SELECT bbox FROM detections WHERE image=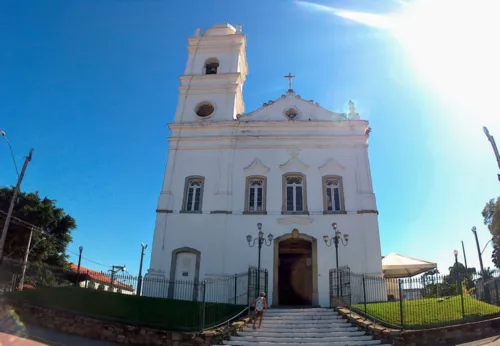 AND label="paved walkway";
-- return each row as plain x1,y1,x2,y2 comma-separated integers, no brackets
0,331,46,345
0,323,118,346
457,336,500,346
